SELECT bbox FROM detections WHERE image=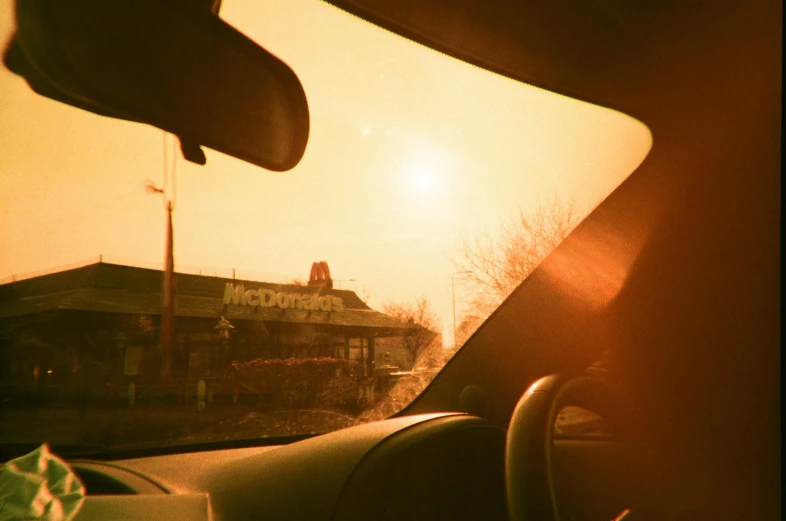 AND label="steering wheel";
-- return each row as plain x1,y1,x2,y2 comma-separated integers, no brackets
505,374,625,521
